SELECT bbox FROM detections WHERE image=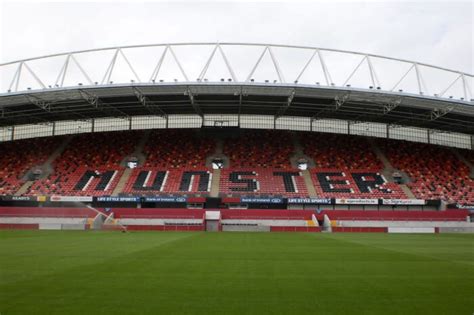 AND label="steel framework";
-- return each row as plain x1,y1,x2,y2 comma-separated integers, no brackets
0,43,472,140
1,43,472,98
